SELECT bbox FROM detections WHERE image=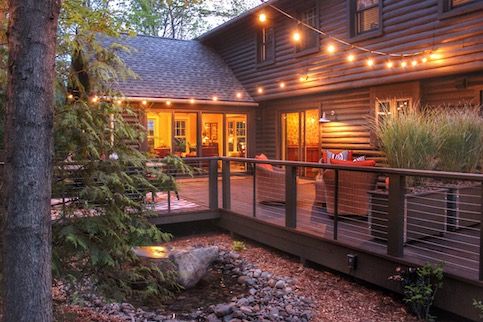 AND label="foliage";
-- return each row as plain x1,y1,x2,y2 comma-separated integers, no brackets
473,299,483,319
50,0,192,304
434,106,483,173
232,240,247,252
375,108,438,171
390,263,444,321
